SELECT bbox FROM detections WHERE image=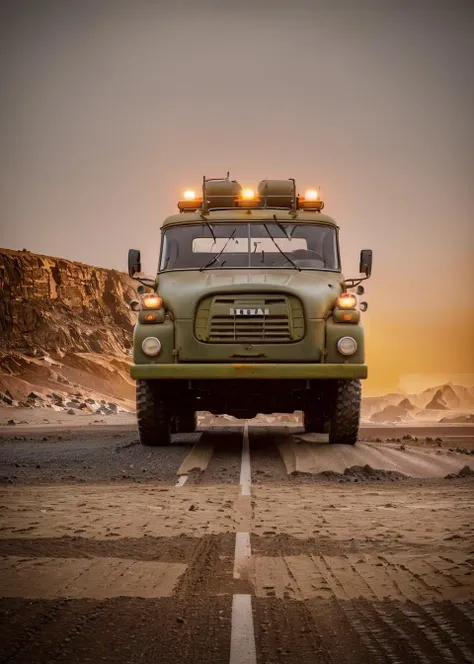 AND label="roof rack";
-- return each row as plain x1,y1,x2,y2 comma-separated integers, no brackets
177,175,324,213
